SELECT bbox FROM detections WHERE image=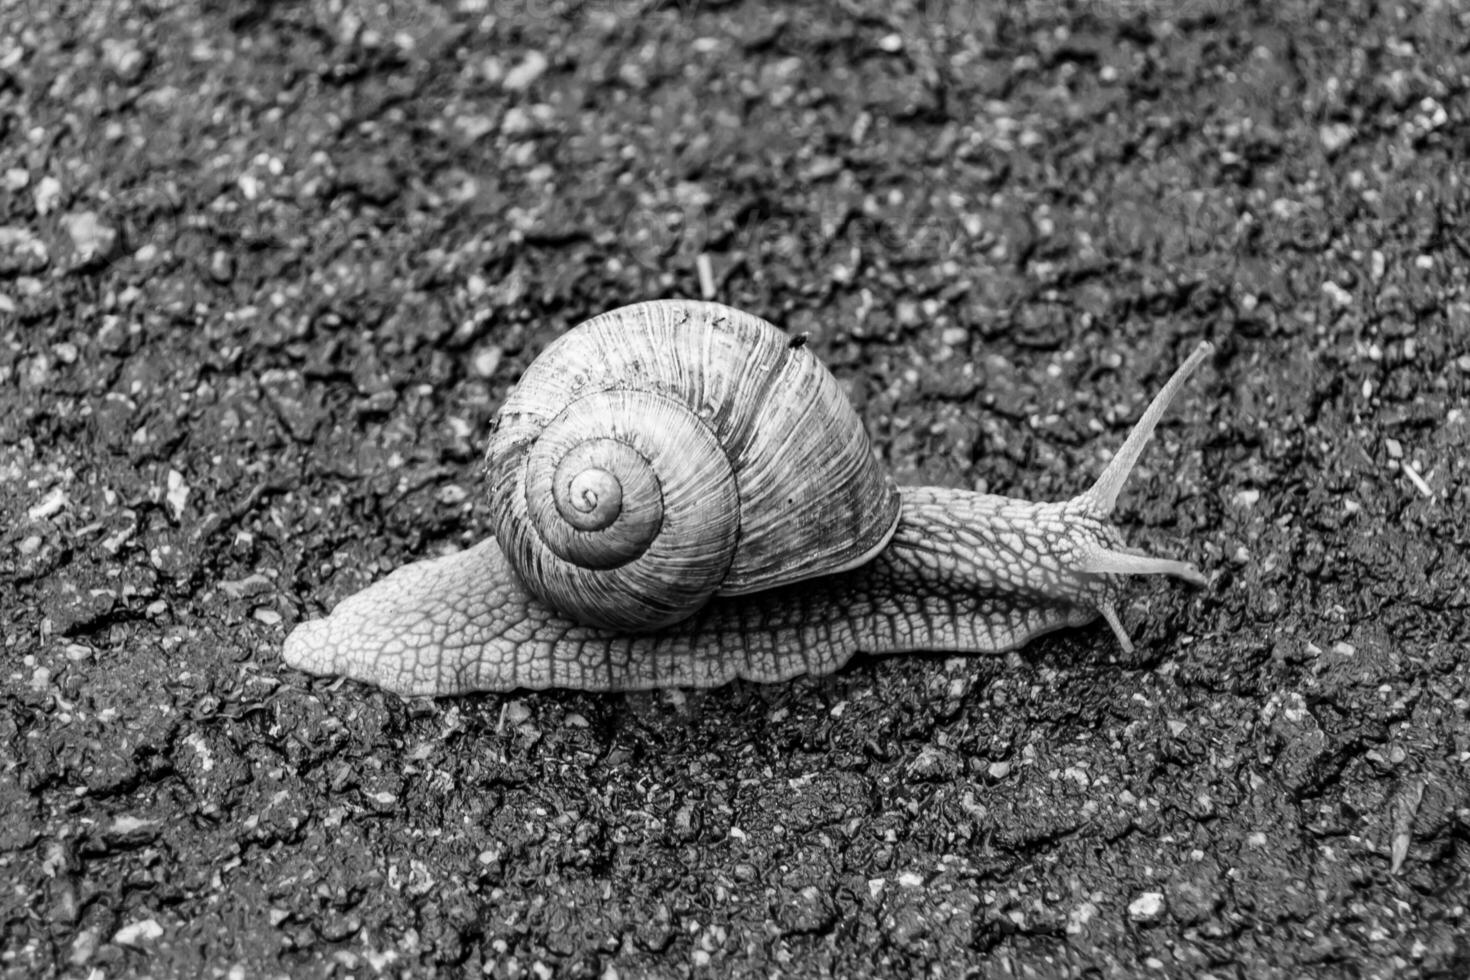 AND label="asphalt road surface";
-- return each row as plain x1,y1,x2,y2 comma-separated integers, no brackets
2,1,1467,977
